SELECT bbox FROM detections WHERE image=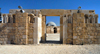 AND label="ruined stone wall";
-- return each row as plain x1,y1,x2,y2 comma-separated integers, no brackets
0,23,8,44
0,12,42,45
0,14,16,44
0,9,99,45
14,13,29,44
63,13,100,45
28,14,35,44
83,23,100,44
72,13,86,45
72,13,100,45
28,23,34,44
66,23,73,44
